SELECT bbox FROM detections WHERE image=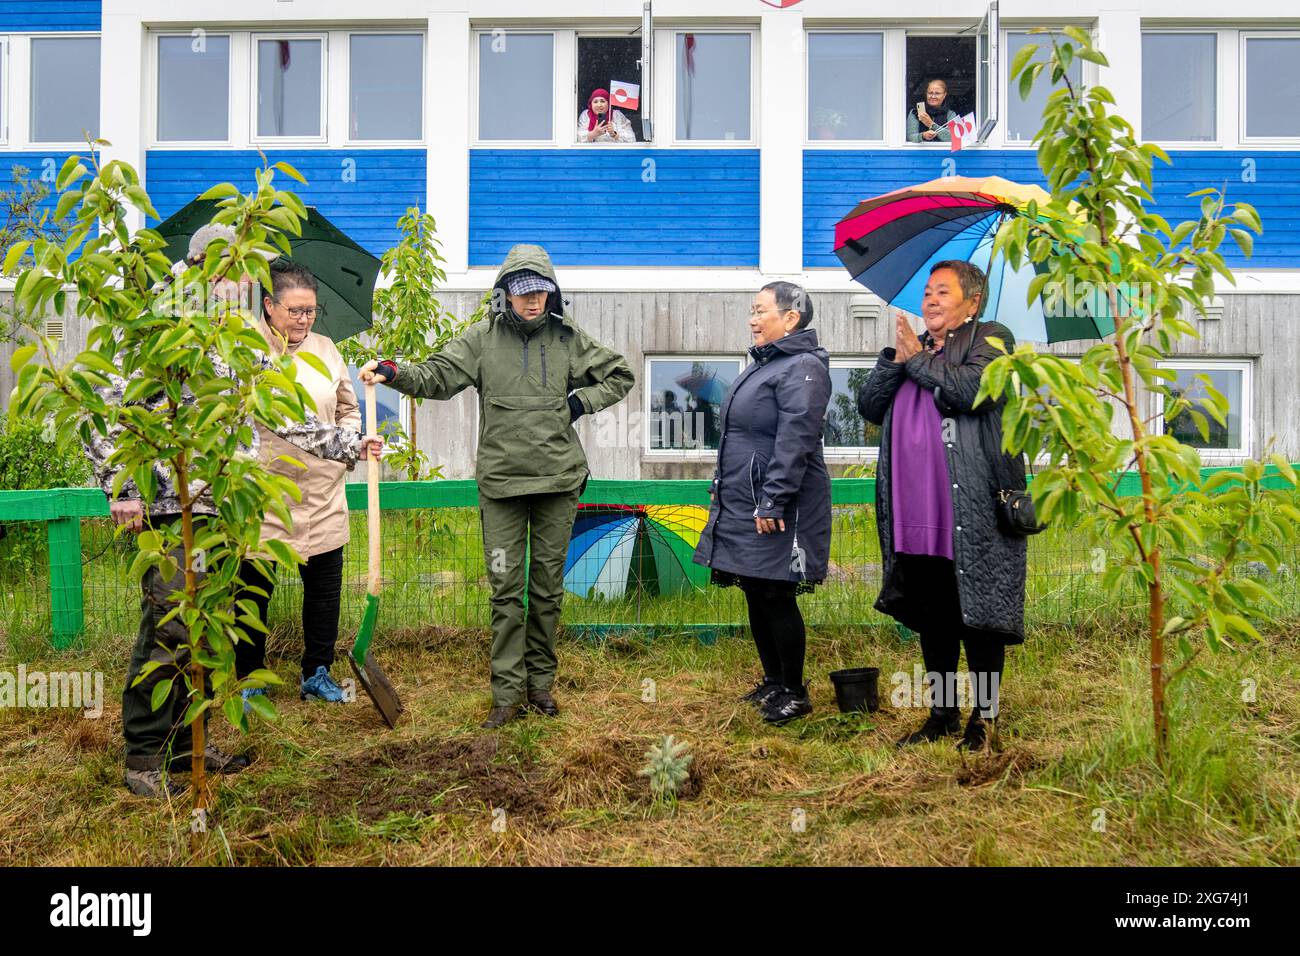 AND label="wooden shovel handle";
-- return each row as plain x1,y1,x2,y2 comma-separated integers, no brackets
366,381,381,595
